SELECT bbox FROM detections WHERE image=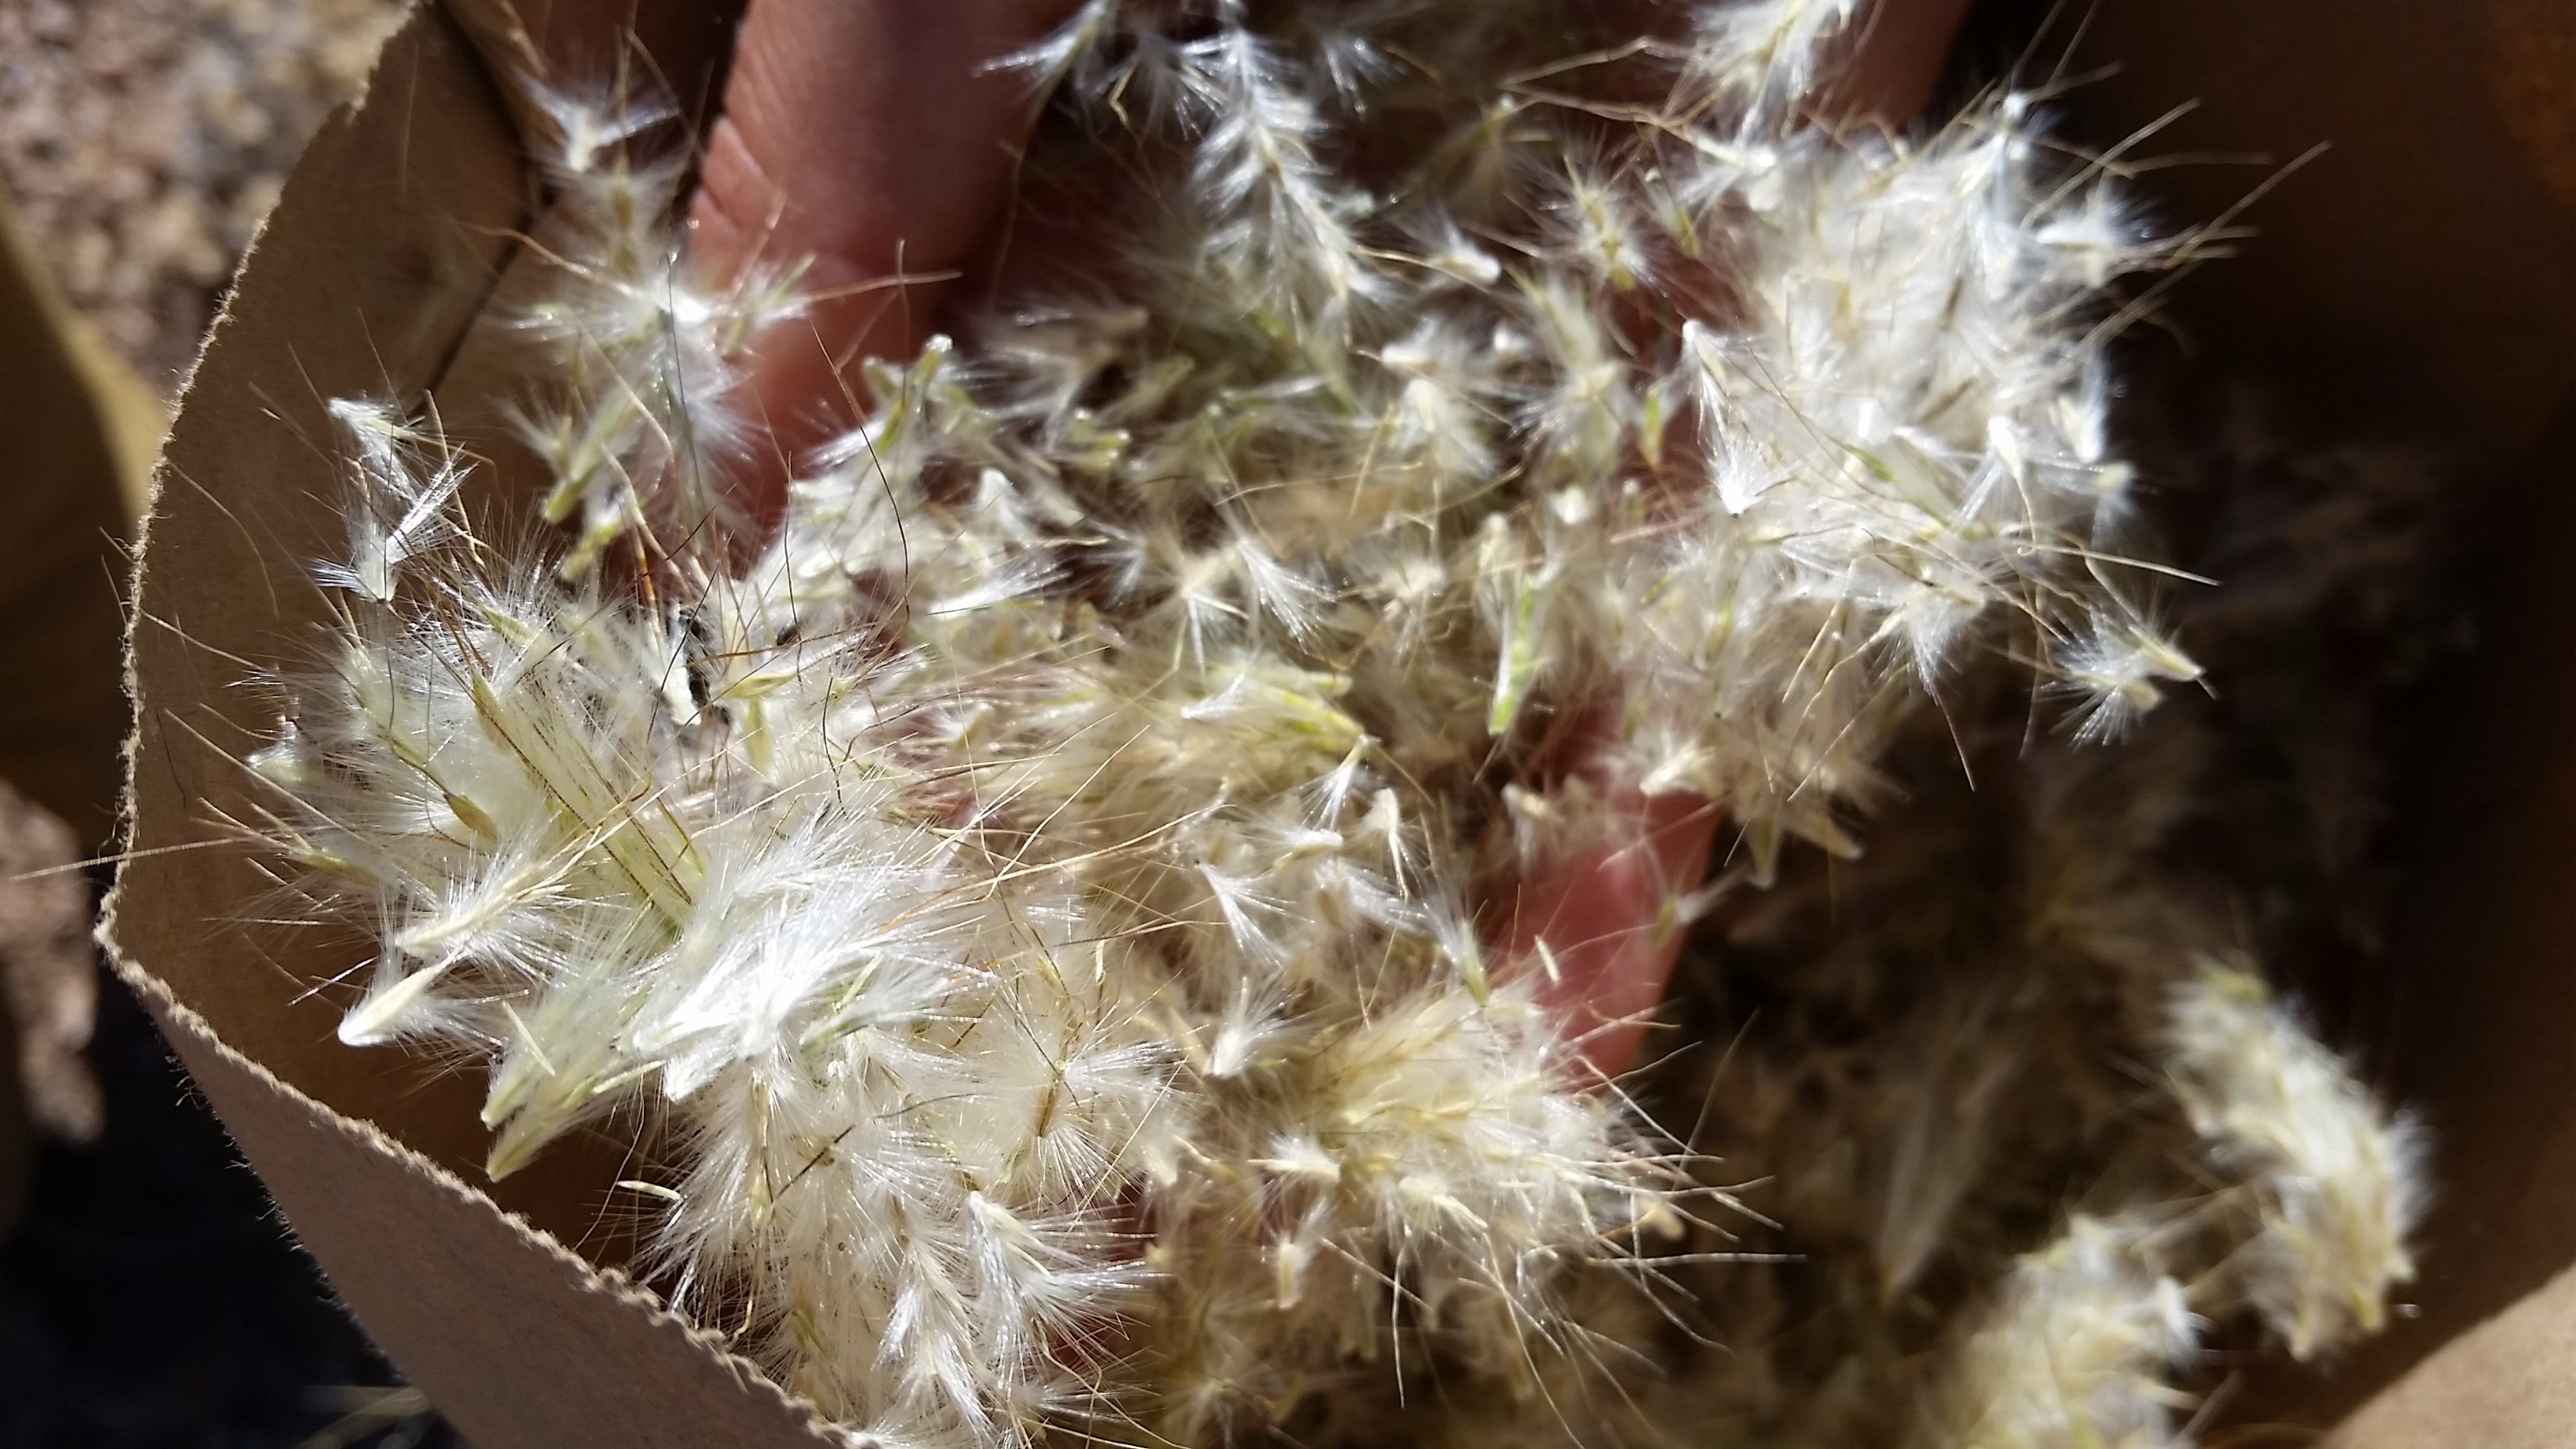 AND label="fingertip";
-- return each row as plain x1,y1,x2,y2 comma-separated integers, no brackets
1511,788,1722,1077
686,0,1080,305
685,0,1084,491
